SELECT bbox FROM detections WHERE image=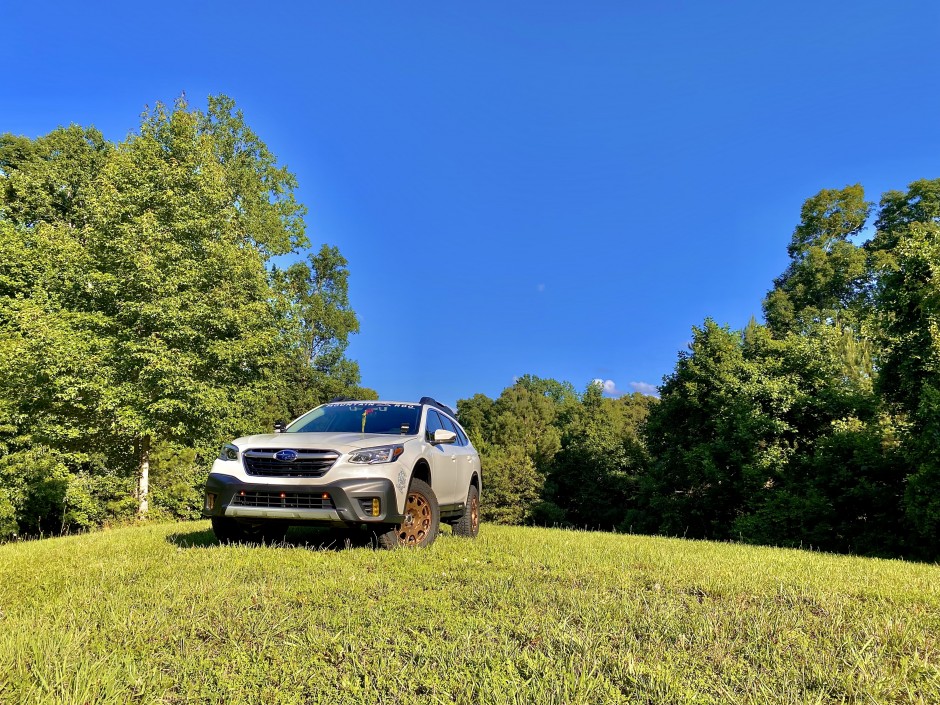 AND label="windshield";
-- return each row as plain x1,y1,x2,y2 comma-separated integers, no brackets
286,402,421,435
